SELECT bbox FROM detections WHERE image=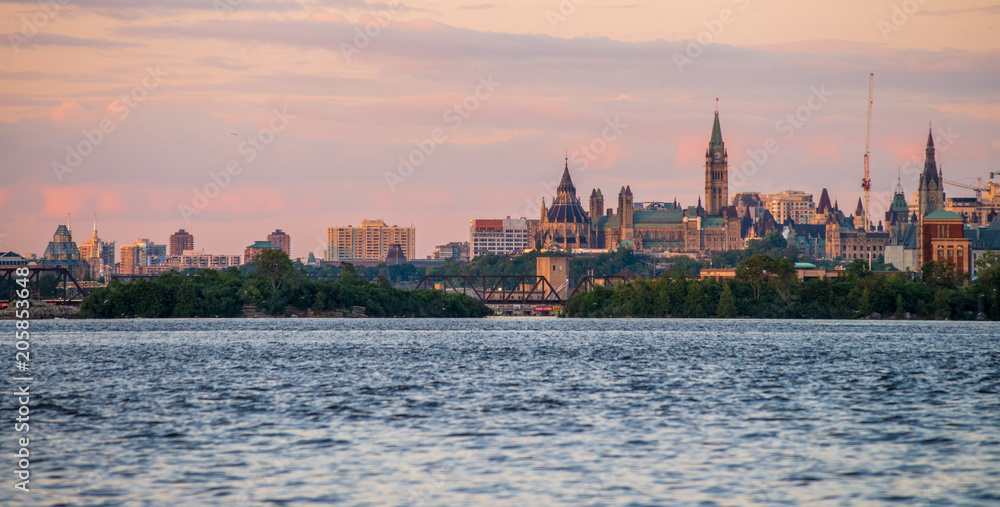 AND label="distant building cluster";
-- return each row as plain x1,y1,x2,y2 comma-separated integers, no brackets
10,109,1000,282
